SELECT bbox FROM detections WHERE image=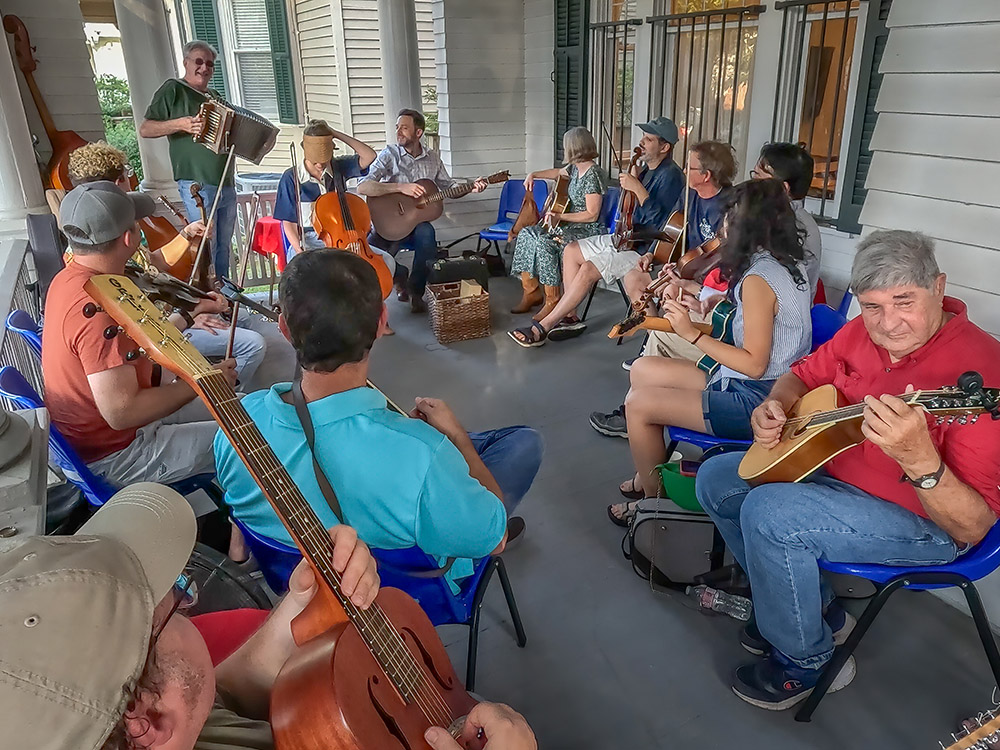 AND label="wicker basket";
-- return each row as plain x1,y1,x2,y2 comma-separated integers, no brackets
425,280,491,344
